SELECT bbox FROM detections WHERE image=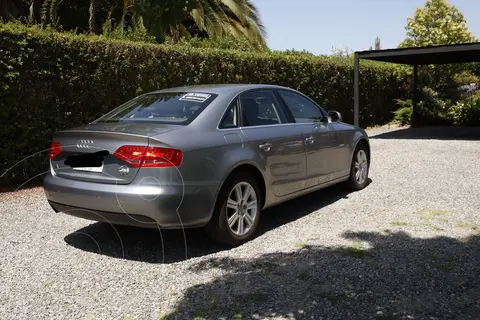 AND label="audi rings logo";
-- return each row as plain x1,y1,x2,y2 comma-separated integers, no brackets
76,140,94,149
